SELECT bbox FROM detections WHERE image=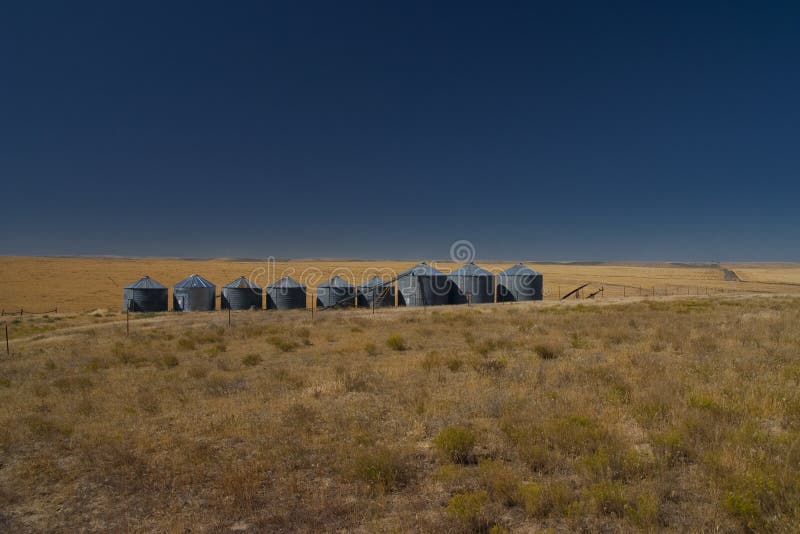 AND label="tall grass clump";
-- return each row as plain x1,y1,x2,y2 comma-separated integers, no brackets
386,334,408,351
446,490,492,532
434,426,476,464
352,447,413,491
534,343,561,360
